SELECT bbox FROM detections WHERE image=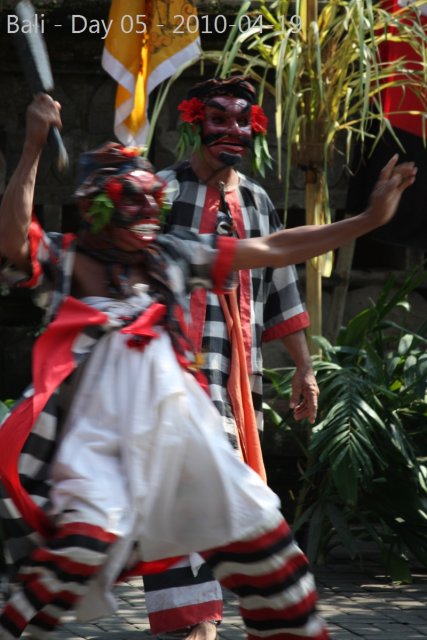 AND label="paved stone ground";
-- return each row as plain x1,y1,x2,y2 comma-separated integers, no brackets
48,562,427,640
315,563,427,639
